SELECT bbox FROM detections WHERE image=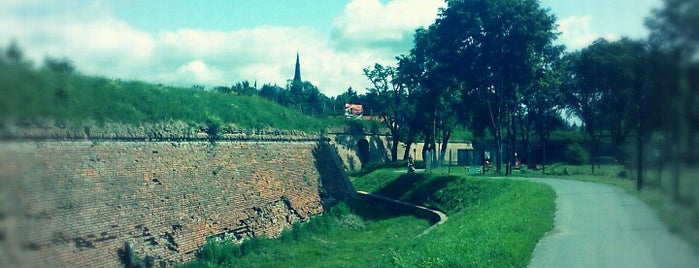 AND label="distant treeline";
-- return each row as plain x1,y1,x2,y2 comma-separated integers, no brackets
211,80,386,119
